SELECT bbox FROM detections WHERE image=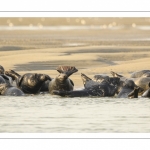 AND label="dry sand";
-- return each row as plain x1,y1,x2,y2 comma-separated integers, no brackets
0,18,150,88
